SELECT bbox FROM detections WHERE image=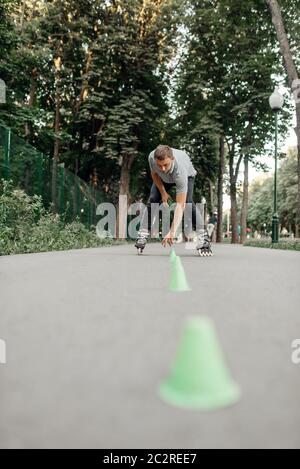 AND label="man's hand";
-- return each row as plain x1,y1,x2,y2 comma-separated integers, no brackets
162,231,175,247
